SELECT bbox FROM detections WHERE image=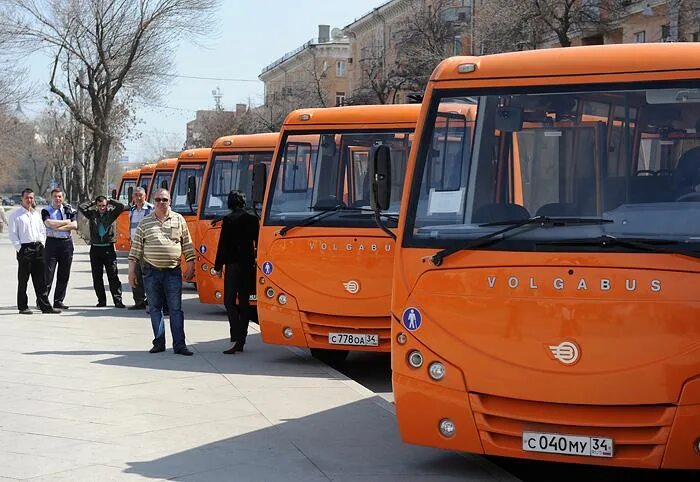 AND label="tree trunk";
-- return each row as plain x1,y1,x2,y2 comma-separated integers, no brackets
91,132,112,197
